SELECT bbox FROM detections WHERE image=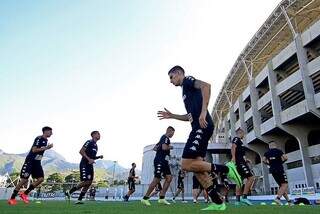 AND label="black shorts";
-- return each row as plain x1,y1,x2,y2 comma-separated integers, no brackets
80,162,94,181
154,160,171,179
20,161,44,179
271,171,288,186
192,176,203,190
177,179,184,189
236,162,254,180
182,126,214,159
128,179,135,191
